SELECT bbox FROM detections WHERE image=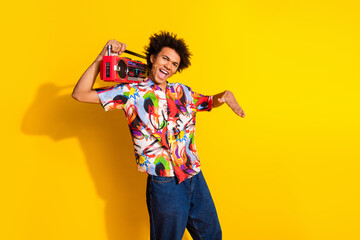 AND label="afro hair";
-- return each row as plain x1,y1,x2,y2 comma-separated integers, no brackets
144,31,192,73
